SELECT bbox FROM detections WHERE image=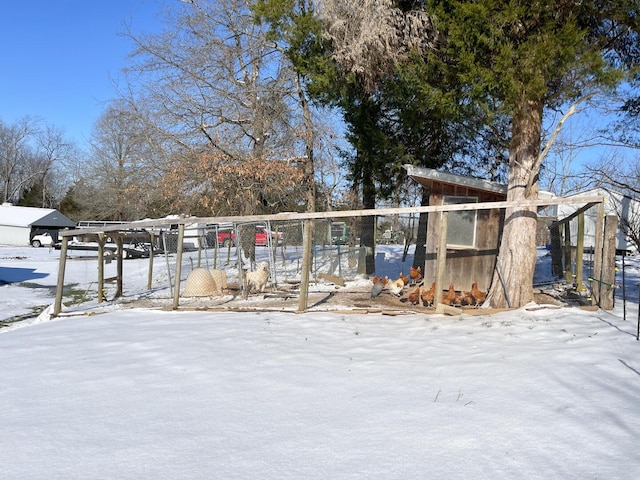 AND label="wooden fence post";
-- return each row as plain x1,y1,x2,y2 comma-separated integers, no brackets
114,235,123,299
549,222,563,277
147,232,155,291
298,219,313,312
576,213,585,292
592,202,605,306
595,215,618,310
434,211,448,307
564,222,572,285
53,236,69,317
97,233,106,302
172,224,185,310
